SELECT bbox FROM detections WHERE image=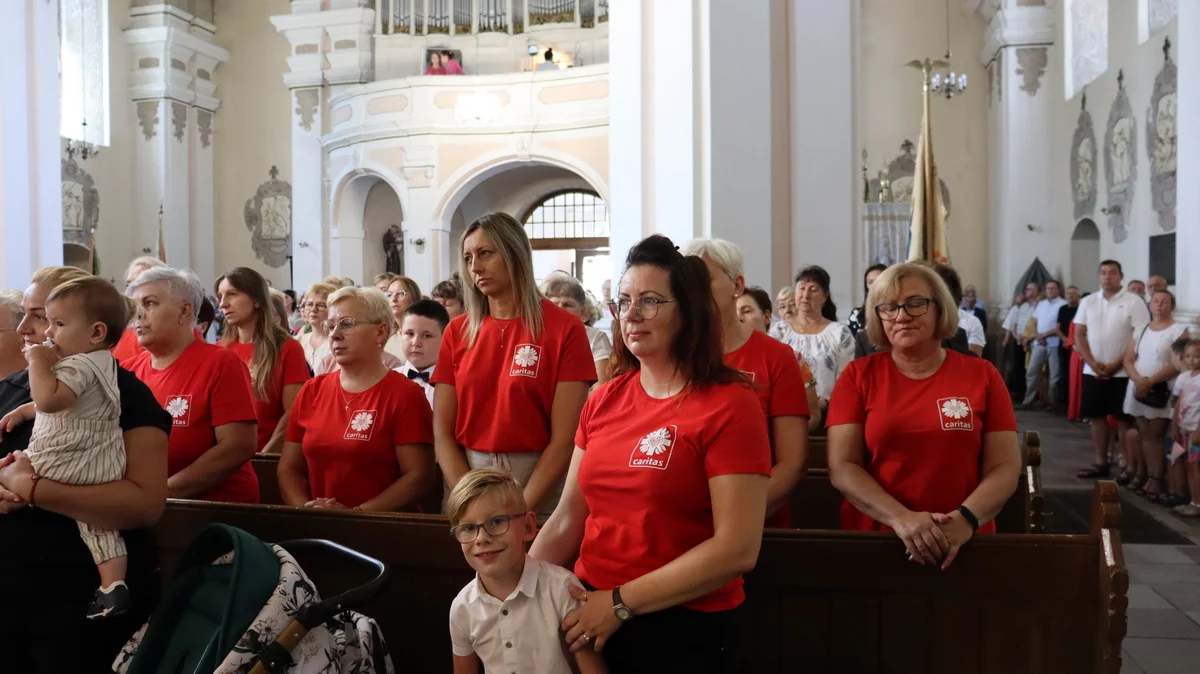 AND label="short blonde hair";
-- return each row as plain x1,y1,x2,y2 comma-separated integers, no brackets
321,275,346,288
125,256,166,280
864,262,959,350
0,290,23,327
680,238,745,280
775,286,793,300
31,266,90,291
447,468,528,527
328,286,395,333
305,282,338,303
